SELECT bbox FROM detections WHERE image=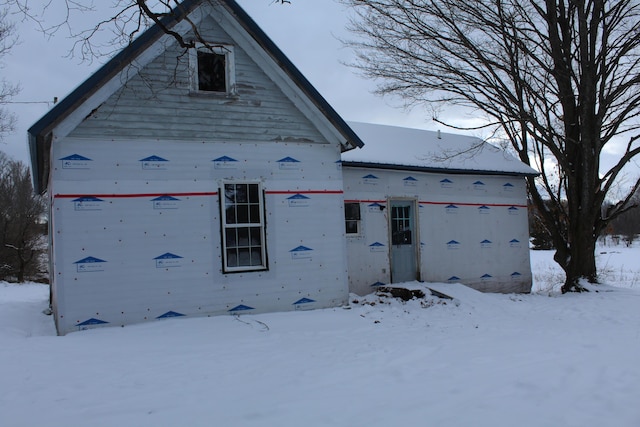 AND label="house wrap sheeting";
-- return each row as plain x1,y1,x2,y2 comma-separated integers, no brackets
29,0,362,335
50,140,349,334
342,122,539,295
